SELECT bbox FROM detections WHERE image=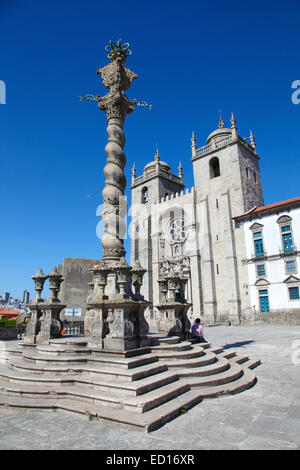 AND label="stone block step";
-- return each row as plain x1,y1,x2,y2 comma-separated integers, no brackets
141,389,204,432
163,351,216,369
153,348,204,361
79,362,168,382
149,336,181,346
0,366,75,386
123,380,191,413
150,341,193,352
90,347,151,358
50,338,88,347
195,368,257,398
219,351,237,360
8,356,167,382
228,355,249,365
36,345,92,356
187,363,243,388
22,352,90,365
57,388,204,432
205,347,224,354
73,370,179,396
240,358,261,370
0,395,58,410
0,377,190,414
177,356,229,378
8,357,84,375
86,353,158,370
